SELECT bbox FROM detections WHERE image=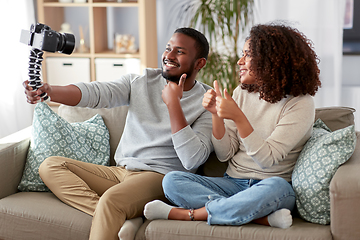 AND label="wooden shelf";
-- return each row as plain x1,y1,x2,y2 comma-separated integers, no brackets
42,2,139,7
37,0,157,82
